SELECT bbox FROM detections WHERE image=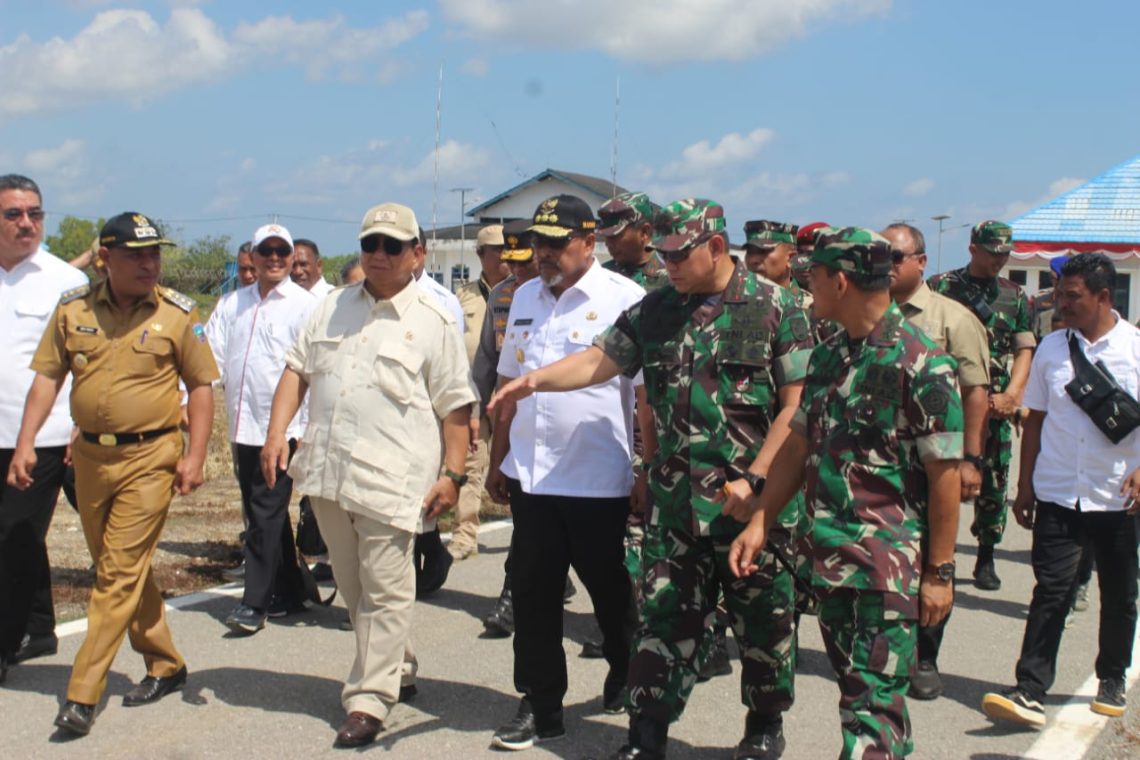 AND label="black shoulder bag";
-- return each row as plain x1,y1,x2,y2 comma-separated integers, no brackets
1064,331,1140,444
